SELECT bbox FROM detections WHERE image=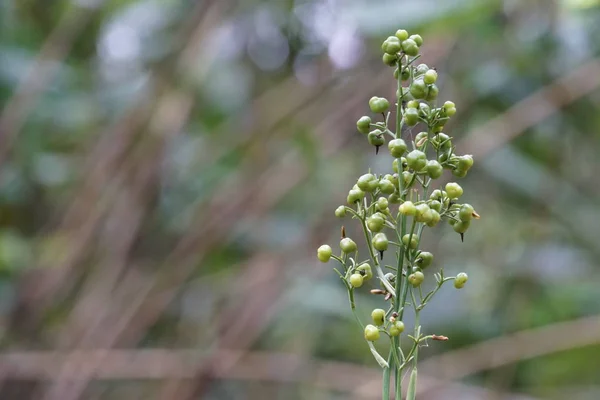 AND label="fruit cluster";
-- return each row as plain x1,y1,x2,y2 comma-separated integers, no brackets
316,28,479,399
